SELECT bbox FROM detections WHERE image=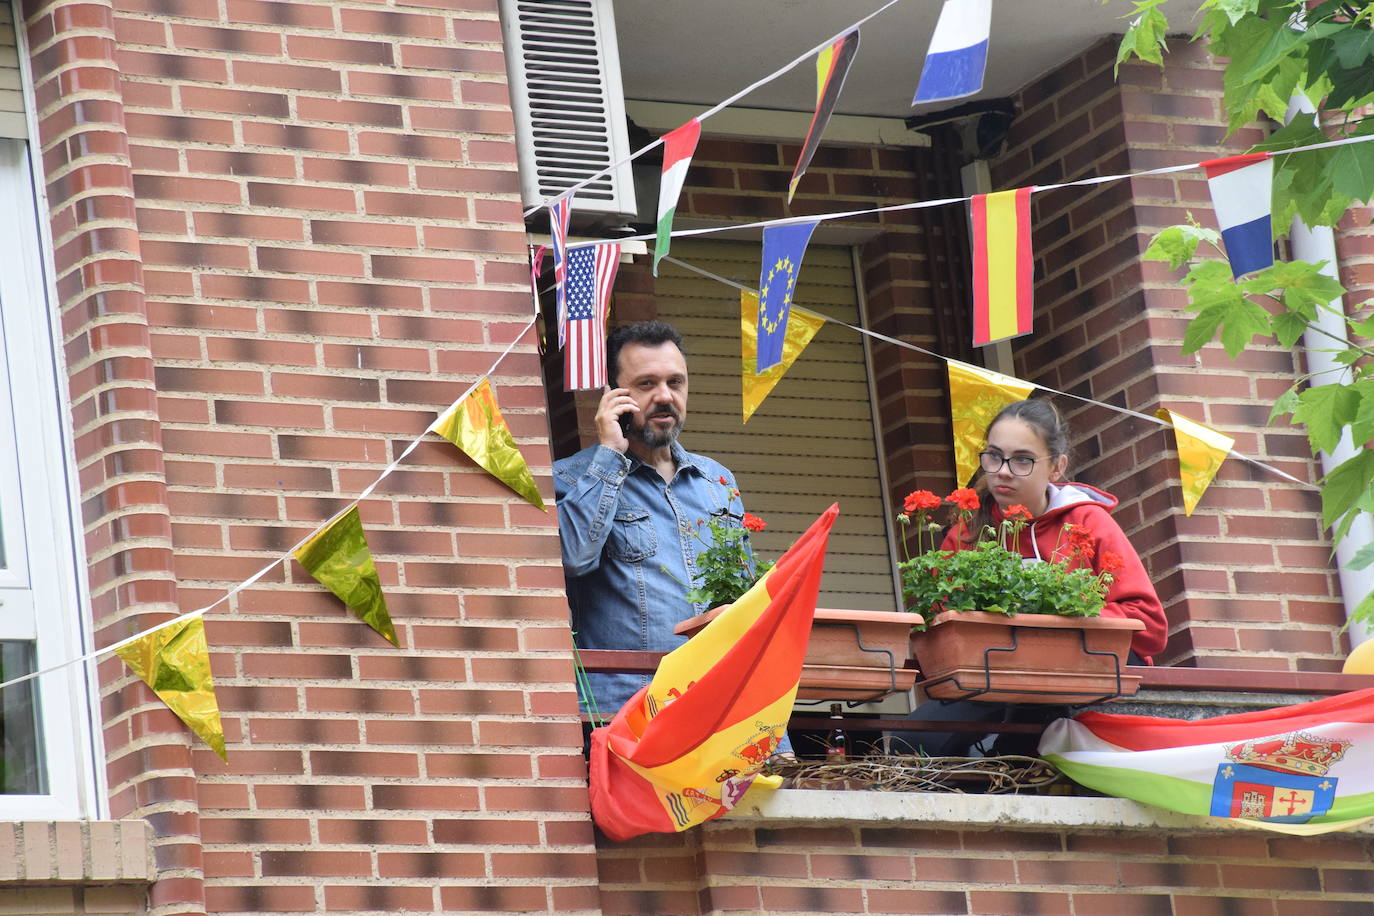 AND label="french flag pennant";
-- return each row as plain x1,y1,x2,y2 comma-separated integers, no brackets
913,0,992,104
1200,152,1274,278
